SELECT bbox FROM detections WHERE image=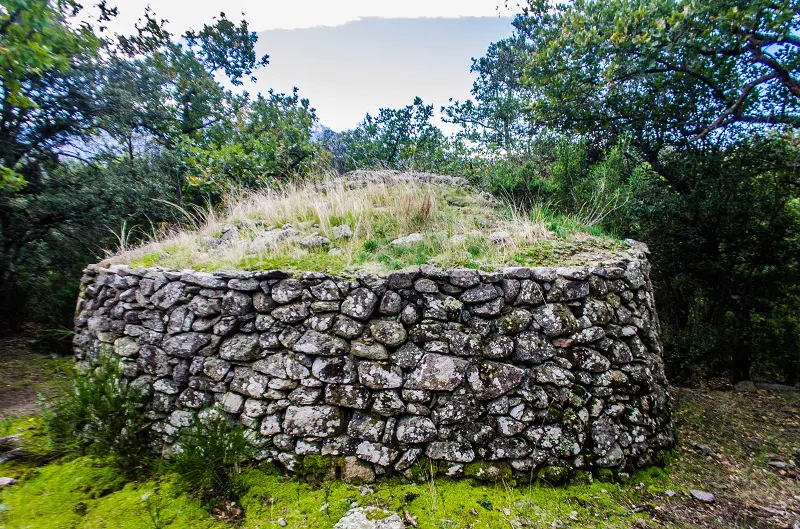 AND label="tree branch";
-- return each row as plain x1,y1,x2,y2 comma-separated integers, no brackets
691,72,779,140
